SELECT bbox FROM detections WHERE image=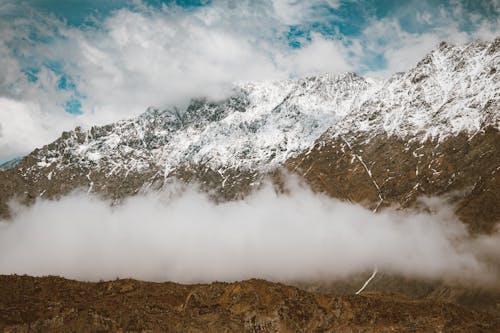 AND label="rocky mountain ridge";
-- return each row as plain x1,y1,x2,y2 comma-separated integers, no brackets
0,37,499,232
